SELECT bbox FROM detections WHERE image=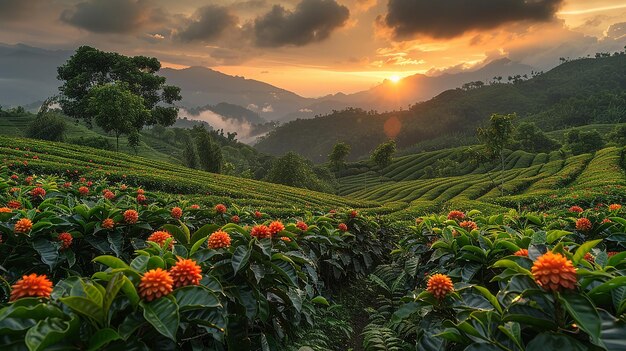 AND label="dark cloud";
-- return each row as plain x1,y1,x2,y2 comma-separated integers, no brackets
382,0,564,40
61,0,153,33
607,22,626,39
0,0,42,21
176,5,239,42
253,0,350,47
